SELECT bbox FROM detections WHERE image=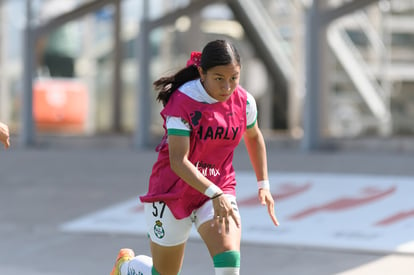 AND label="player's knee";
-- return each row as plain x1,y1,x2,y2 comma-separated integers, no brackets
213,250,240,275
